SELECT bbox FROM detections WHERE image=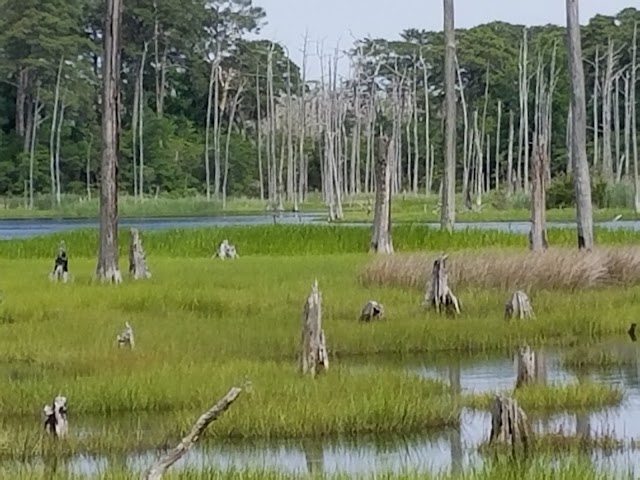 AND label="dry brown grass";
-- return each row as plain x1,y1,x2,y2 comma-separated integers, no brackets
360,247,640,292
